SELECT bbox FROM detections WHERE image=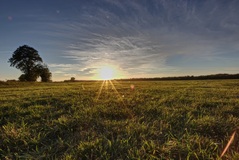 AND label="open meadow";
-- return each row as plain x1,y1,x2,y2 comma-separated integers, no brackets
0,80,239,159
